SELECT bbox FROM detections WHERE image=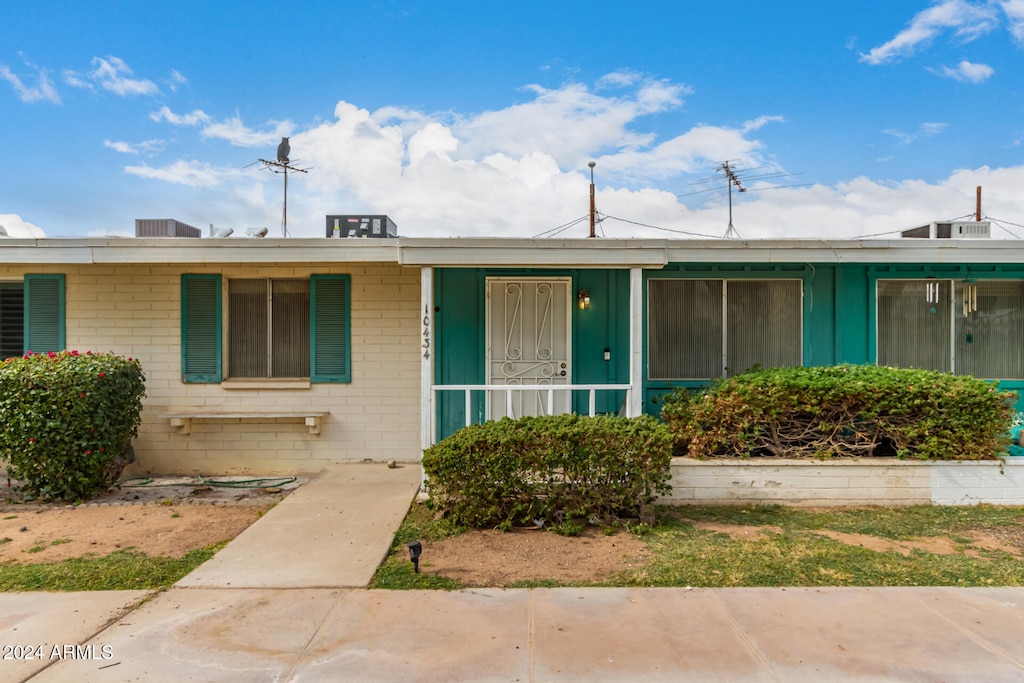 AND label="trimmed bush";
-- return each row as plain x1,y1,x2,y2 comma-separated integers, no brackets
0,351,146,501
661,364,1016,461
423,414,672,529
